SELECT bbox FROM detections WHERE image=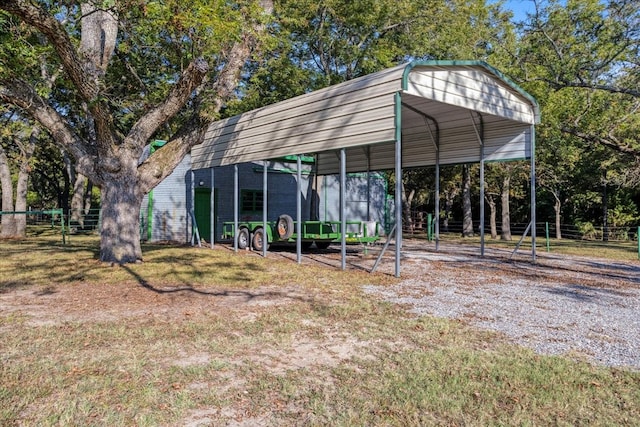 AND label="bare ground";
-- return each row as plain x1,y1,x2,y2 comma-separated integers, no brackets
2,241,639,425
